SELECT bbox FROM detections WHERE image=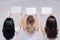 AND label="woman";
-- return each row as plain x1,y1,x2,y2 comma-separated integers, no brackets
40,15,58,40
2,17,15,40
19,13,41,40
2,13,17,40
